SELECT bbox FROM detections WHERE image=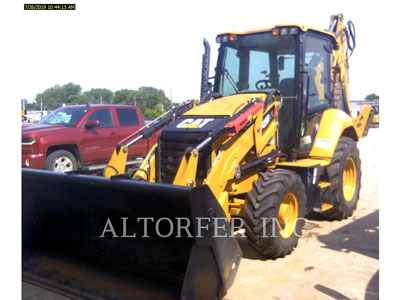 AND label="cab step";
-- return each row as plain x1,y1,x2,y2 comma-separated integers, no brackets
313,181,333,213
318,181,331,189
